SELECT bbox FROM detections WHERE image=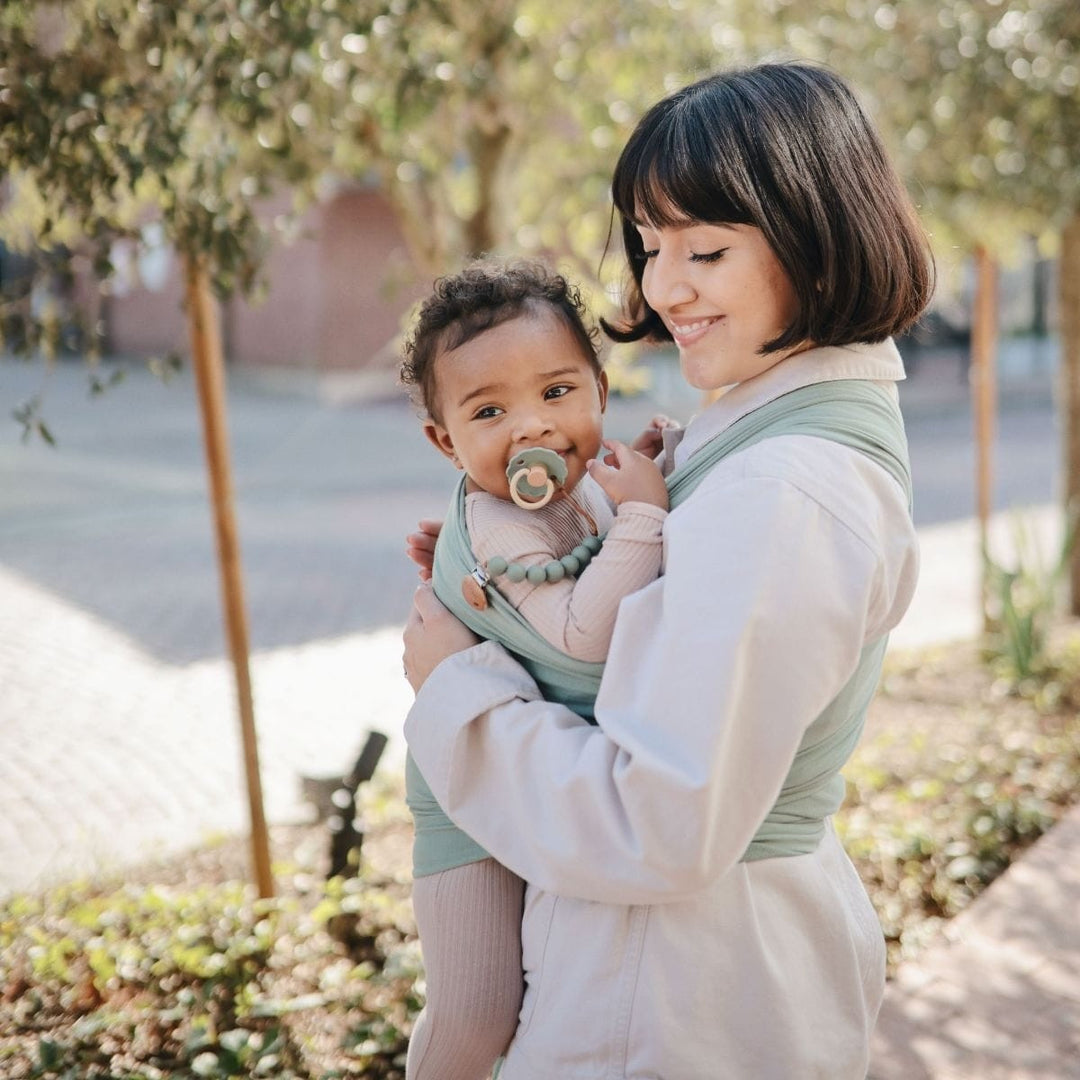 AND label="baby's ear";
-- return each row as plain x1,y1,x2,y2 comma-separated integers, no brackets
423,420,461,467
597,370,610,413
